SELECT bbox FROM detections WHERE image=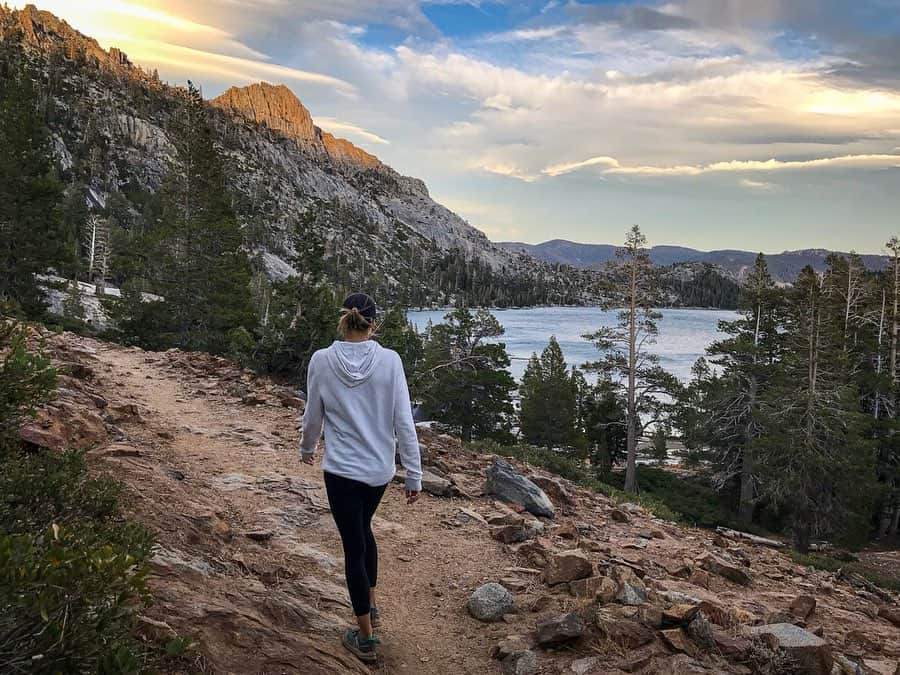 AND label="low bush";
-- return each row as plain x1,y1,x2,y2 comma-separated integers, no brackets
0,448,155,674
0,320,157,673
